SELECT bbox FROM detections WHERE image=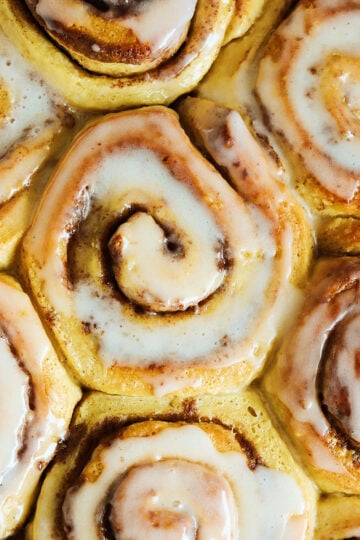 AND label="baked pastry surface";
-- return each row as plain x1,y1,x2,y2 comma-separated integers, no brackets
27,390,317,539
265,257,360,494
0,275,80,537
21,102,313,396
1,0,360,535
255,0,360,252
0,25,76,267
0,0,263,110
